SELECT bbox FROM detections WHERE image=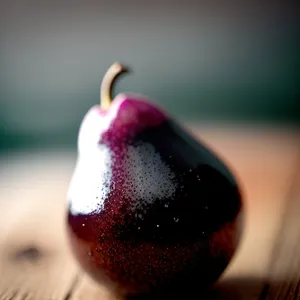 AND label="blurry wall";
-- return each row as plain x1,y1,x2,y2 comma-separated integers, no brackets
0,1,298,151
